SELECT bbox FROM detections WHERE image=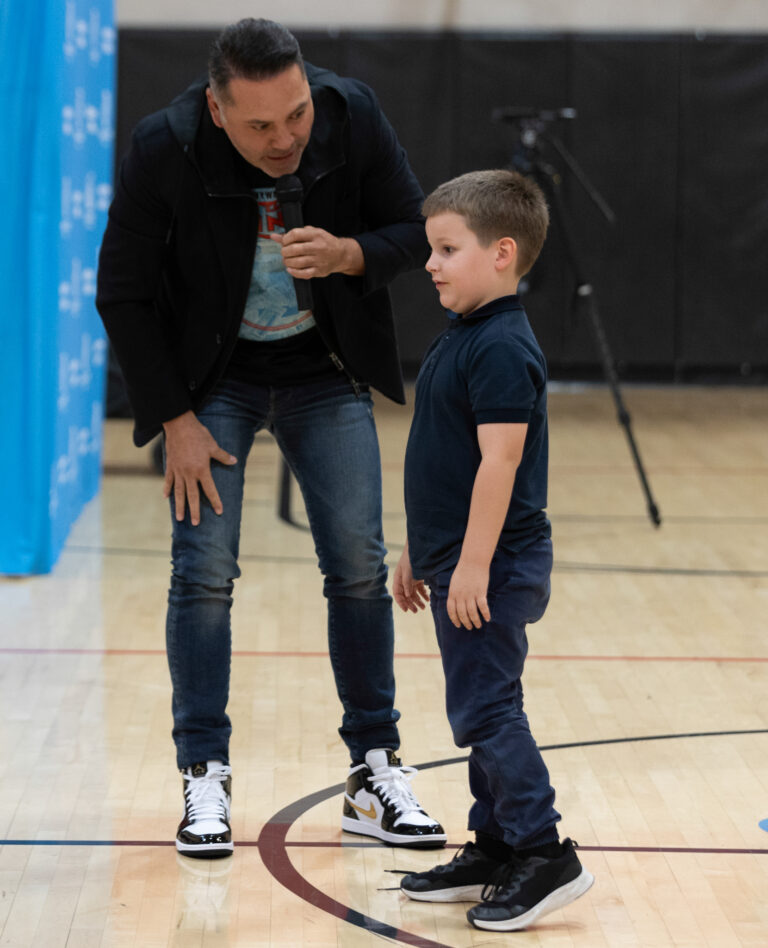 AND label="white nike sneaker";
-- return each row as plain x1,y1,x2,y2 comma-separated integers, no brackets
176,760,233,859
341,749,446,848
